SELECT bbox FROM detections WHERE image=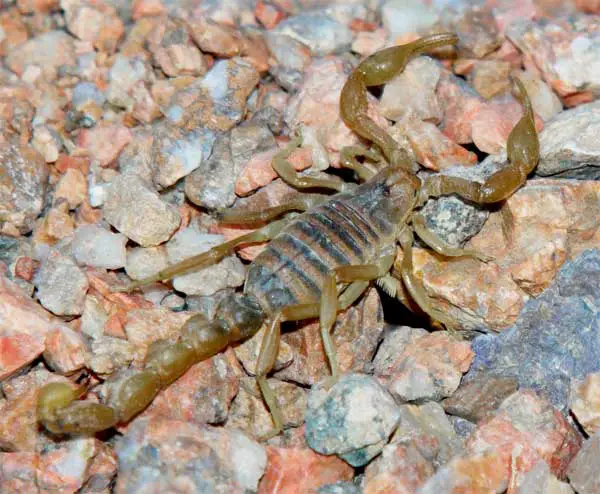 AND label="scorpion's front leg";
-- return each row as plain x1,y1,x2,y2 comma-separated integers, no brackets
418,78,539,206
